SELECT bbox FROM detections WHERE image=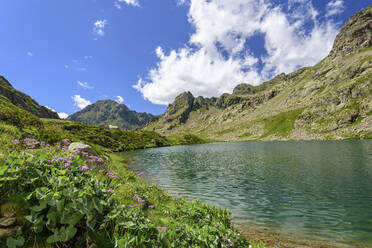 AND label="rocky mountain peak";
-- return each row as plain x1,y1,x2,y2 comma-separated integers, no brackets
329,5,372,58
67,99,154,130
0,76,12,88
163,91,195,124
